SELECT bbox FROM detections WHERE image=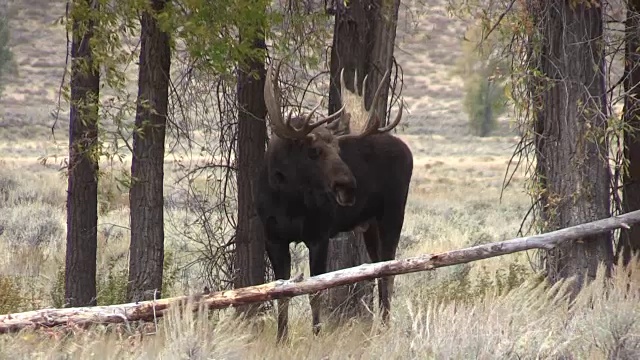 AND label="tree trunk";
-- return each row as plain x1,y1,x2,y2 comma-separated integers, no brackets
328,0,400,117
323,231,373,324
534,0,613,296
326,0,374,325
233,16,268,316
128,0,171,302
368,0,401,124
325,0,401,325
619,0,640,266
482,81,493,137
65,0,100,308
